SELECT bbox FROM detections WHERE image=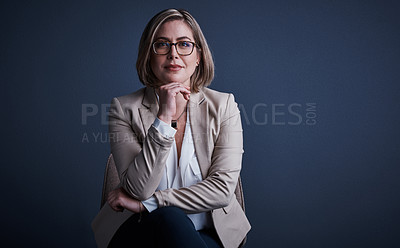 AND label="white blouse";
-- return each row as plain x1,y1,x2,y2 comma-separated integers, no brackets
141,110,212,231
